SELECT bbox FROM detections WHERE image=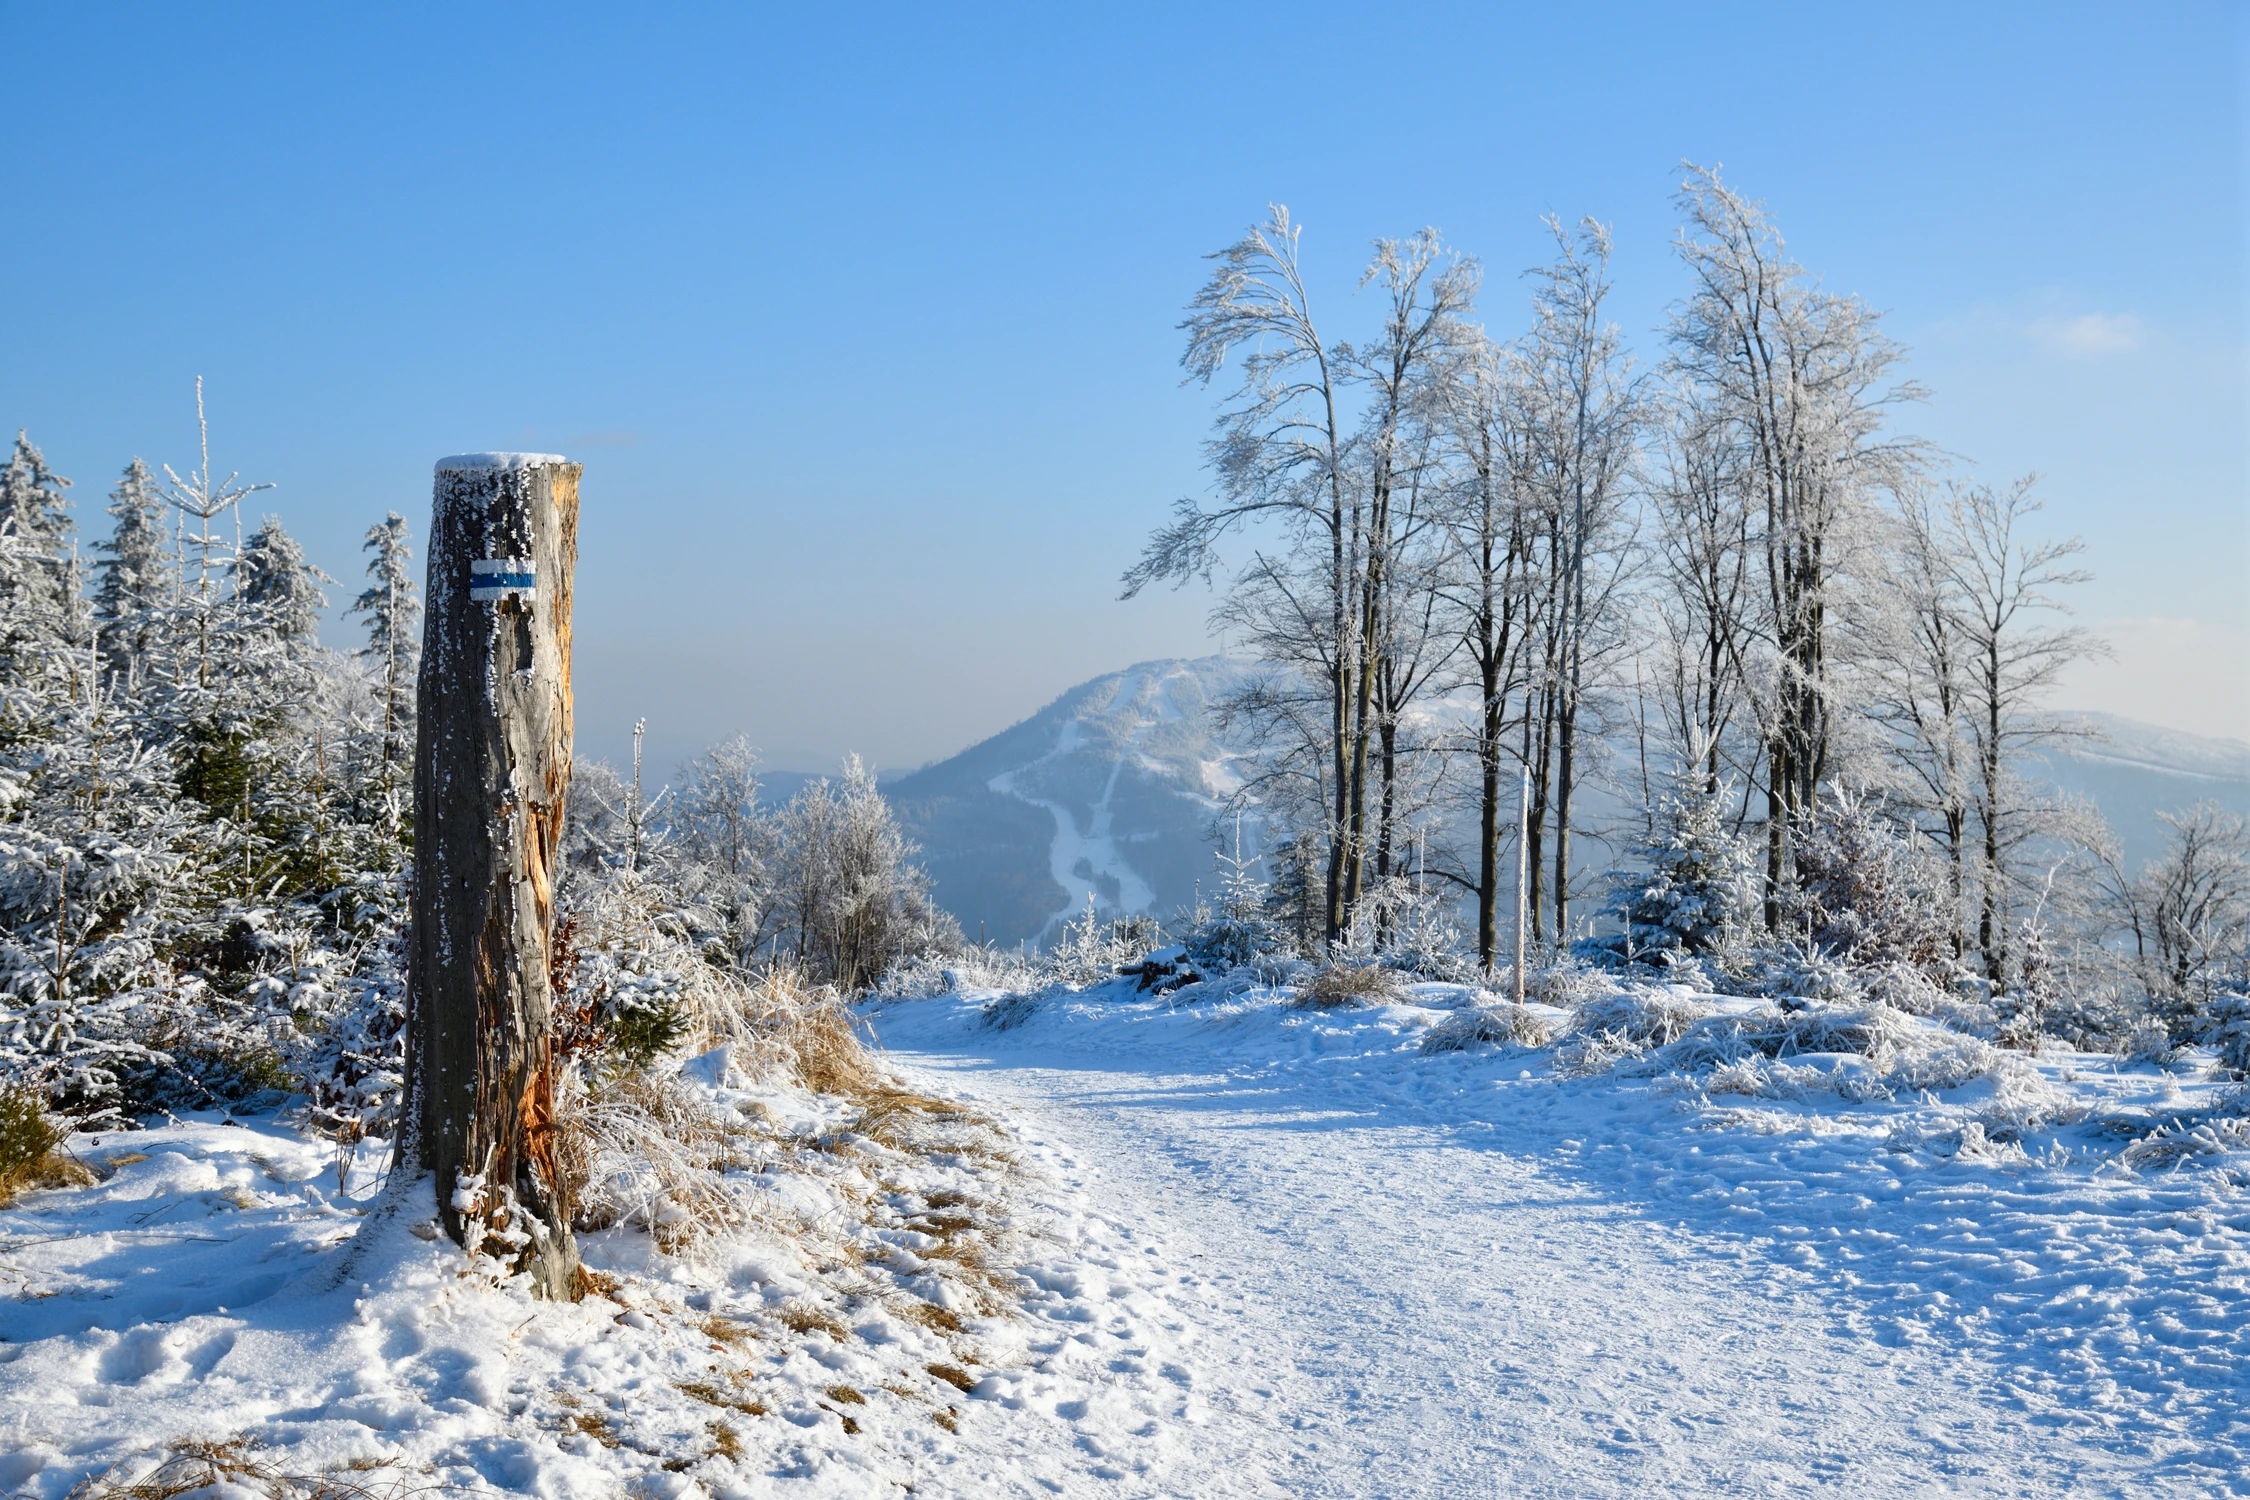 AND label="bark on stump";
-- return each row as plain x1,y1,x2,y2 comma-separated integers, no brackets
407,452,581,1297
